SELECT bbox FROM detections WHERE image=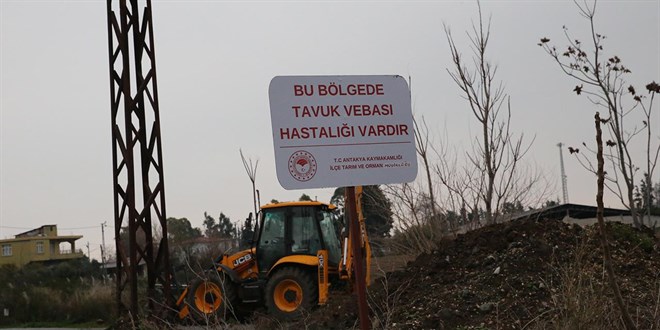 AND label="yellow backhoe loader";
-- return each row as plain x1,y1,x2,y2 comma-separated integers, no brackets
176,188,371,321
